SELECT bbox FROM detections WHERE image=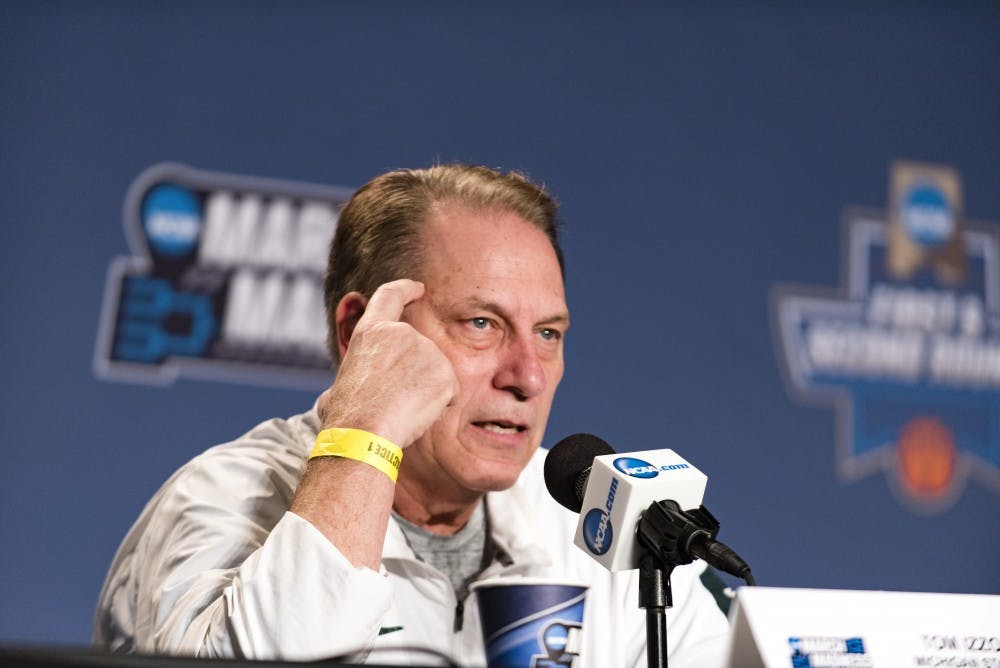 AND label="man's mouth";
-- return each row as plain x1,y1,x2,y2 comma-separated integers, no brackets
473,421,527,435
